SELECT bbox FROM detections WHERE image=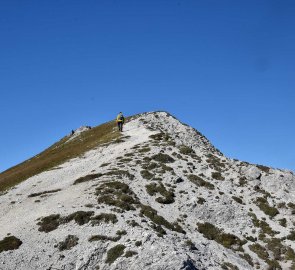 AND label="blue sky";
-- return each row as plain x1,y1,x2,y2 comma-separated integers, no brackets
0,0,294,172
